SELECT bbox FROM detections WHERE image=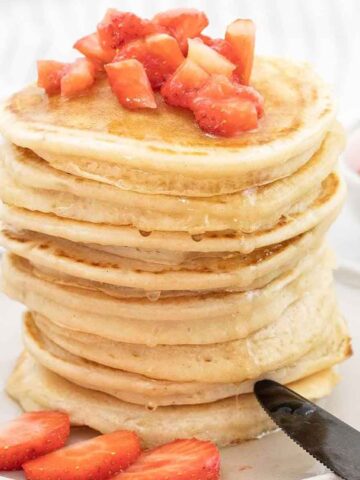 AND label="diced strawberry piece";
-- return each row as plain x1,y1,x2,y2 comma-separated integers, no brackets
199,35,238,64
74,32,115,65
23,430,141,480
187,38,236,77
97,9,161,50
153,8,208,53
105,60,156,109
146,34,184,71
161,58,209,109
0,411,70,471
60,58,96,97
225,19,256,85
115,34,184,89
37,60,69,95
192,75,264,136
112,438,220,480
